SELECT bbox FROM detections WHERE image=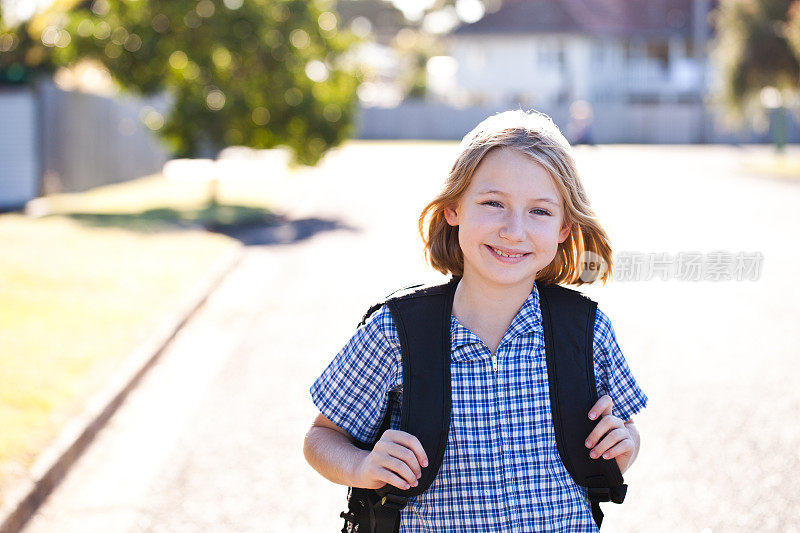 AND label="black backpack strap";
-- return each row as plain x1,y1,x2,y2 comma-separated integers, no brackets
536,281,627,529
358,283,425,328
362,276,458,533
